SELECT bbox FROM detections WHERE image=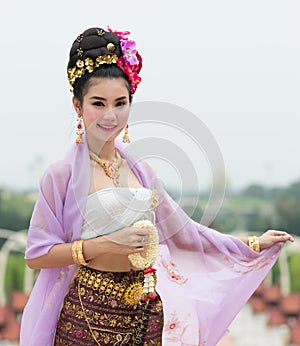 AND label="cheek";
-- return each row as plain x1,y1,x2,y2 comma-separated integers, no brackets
83,109,102,129
119,110,130,124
